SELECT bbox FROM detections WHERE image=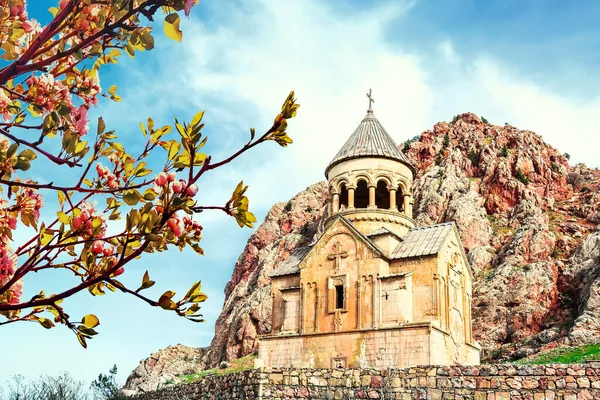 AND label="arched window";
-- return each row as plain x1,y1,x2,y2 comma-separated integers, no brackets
354,180,369,208
396,186,404,211
339,183,348,209
375,180,390,209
